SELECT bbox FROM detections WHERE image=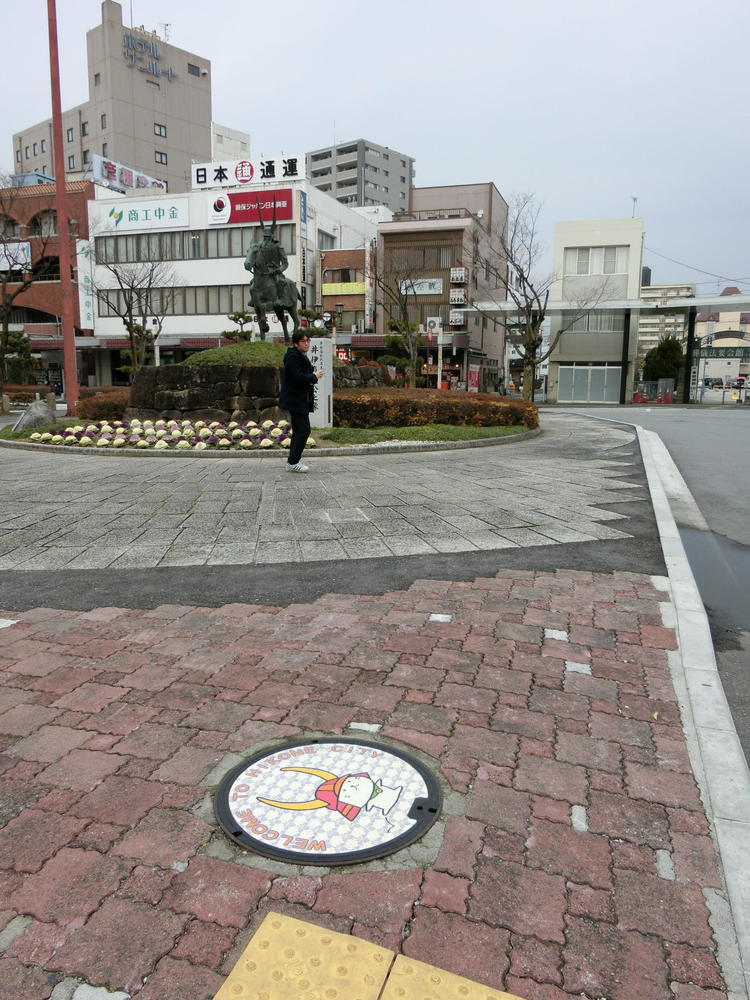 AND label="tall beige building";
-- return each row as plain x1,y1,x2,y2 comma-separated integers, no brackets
12,0,212,192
